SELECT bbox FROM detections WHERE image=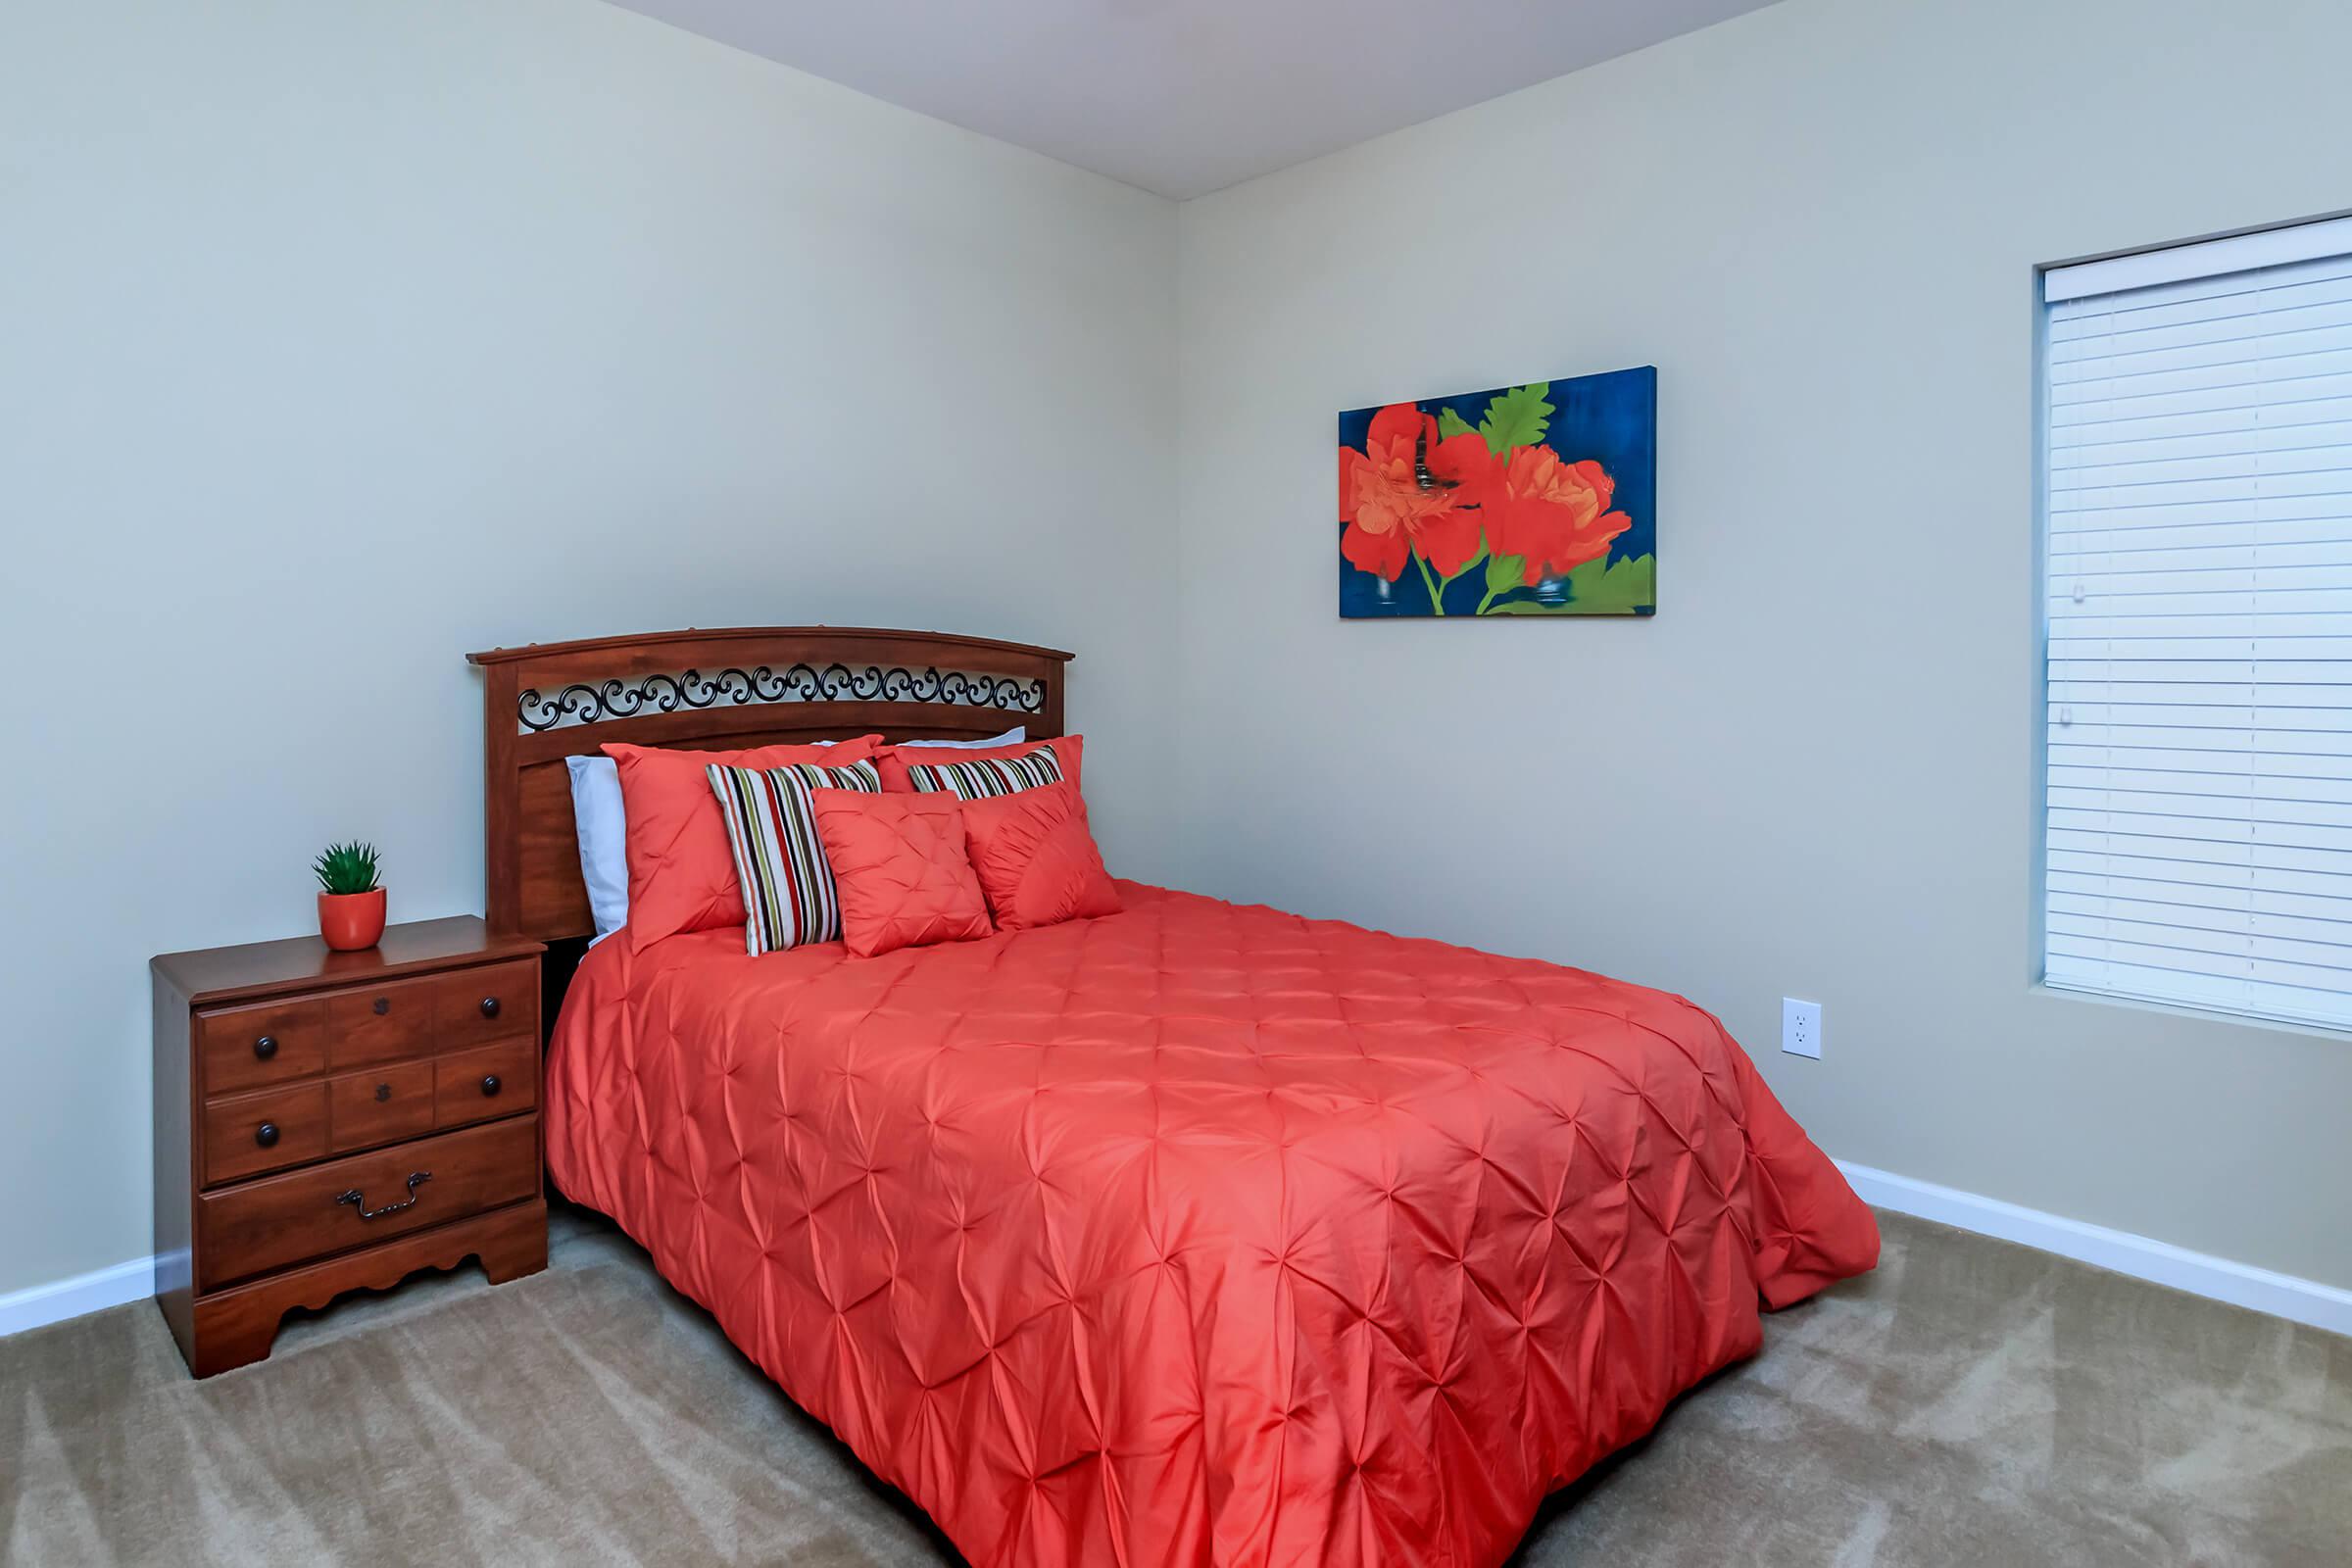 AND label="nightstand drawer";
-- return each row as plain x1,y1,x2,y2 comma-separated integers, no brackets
199,998,328,1095
203,1083,328,1186
433,960,538,1052
196,1115,539,1290
434,1037,537,1129
327,1061,436,1152
325,973,440,1068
